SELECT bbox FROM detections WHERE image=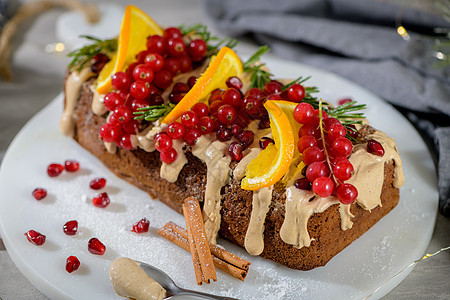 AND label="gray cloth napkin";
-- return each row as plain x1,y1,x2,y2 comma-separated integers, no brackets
204,0,450,216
